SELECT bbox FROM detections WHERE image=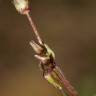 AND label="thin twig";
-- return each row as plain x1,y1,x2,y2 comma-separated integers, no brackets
54,66,78,96
25,12,43,45
62,77,78,96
